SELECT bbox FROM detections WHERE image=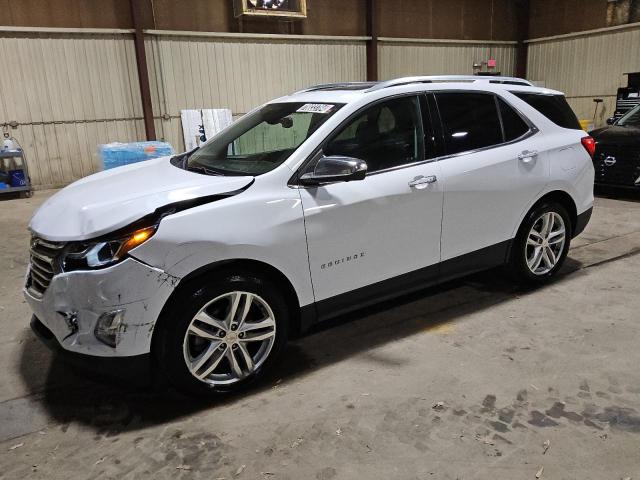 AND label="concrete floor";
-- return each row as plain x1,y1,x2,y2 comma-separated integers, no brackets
1,190,640,480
